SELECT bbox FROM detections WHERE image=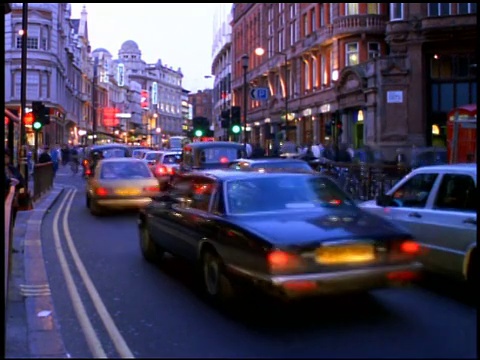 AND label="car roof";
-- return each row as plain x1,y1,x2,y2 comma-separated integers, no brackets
99,157,145,164
185,141,244,149
162,151,182,155
413,163,477,174
193,169,316,181
91,144,129,150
